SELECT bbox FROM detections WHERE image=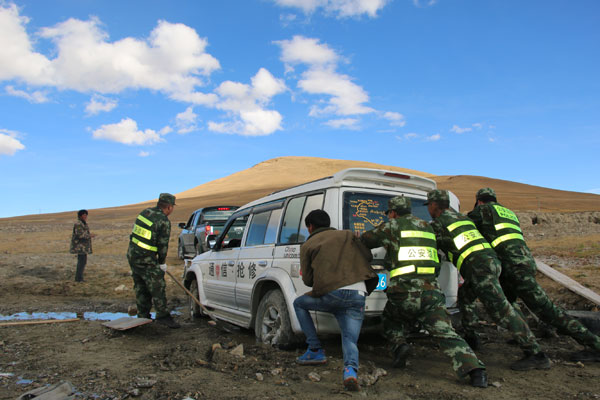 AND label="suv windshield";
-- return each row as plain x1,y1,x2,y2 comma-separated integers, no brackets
342,191,430,235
